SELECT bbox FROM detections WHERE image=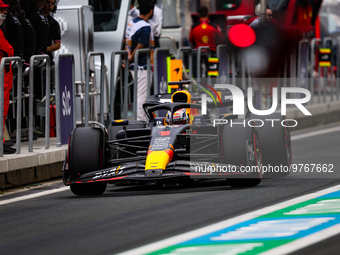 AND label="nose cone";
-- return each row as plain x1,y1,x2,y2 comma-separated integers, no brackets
145,150,174,176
